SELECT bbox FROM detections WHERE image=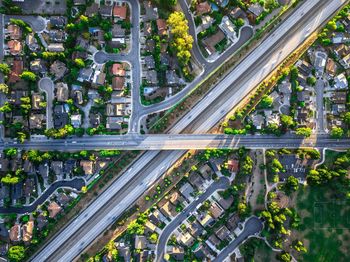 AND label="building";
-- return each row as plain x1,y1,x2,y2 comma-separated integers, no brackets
219,16,237,42
156,19,167,35
334,73,348,89
113,5,127,22
50,60,67,79
22,221,34,243
48,201,62,218
196,1,211,15
202,29,225,55
56,82,69,102
7,40,22,55
47,43,65,52
9,224,21,242
80,160,94,175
